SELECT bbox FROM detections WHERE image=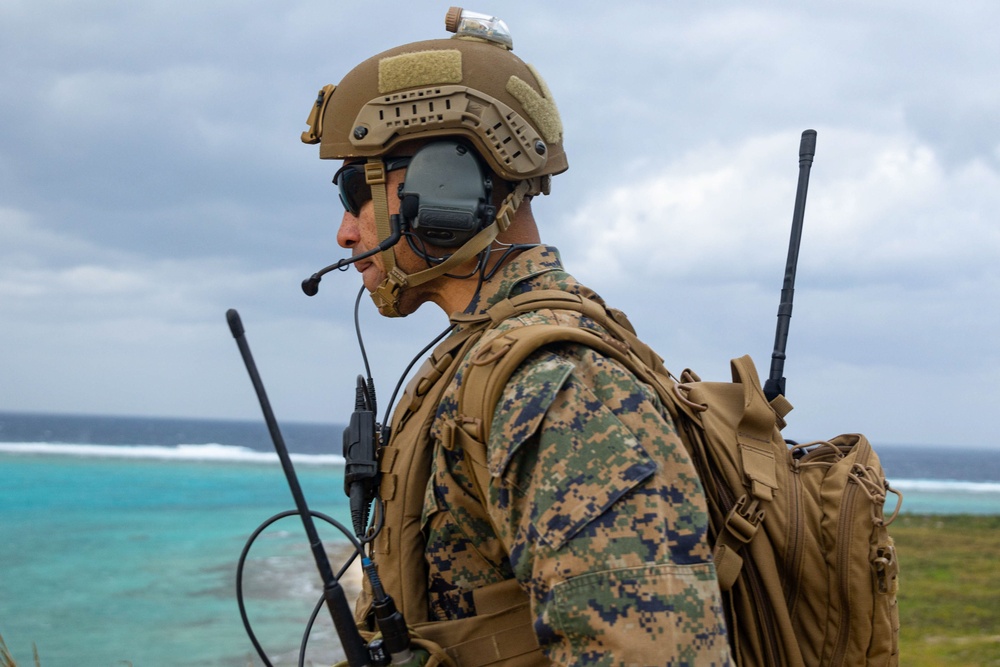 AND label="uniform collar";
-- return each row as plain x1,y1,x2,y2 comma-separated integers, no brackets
454,245,565,320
